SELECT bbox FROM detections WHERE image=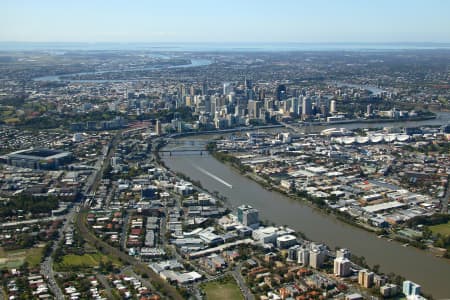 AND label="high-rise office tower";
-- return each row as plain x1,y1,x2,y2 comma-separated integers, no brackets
330,100,337,113
155,120,162,136
202,81,208,96
367,104,372,116
302,97,312,118
178,83,186,100
223,82,232,95
248,100,262,118
244,77,253,89
276,84,287,101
